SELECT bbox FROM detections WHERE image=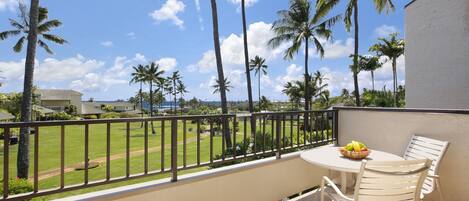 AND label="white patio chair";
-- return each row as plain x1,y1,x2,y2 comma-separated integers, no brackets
320,159,432,201
404,135,450,200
